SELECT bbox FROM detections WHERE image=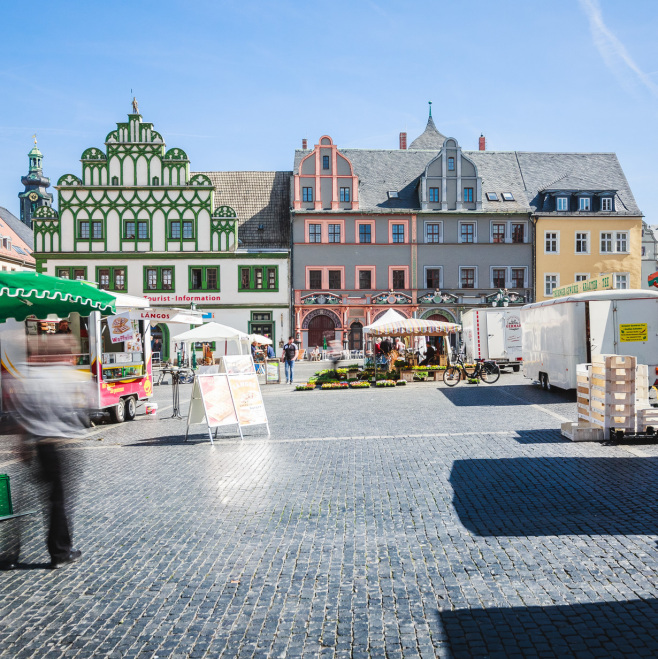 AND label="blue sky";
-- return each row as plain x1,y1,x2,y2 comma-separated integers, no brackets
1,0,657,223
